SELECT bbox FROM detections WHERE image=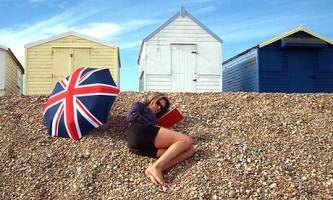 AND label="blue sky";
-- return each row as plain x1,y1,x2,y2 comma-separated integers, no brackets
0,0,332,91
